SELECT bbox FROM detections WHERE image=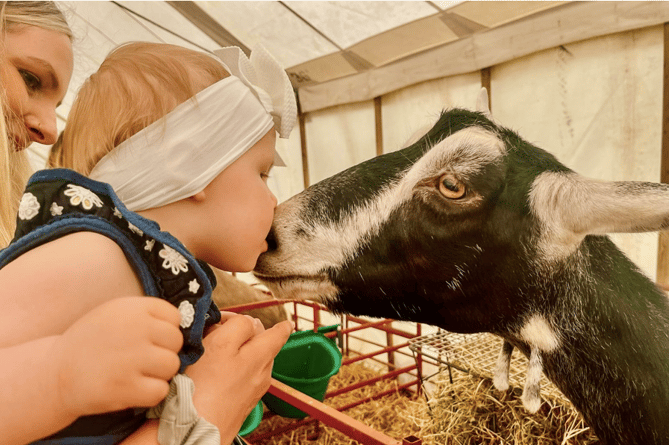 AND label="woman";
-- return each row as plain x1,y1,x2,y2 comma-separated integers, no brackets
0,3,288,445
0,0,71,247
